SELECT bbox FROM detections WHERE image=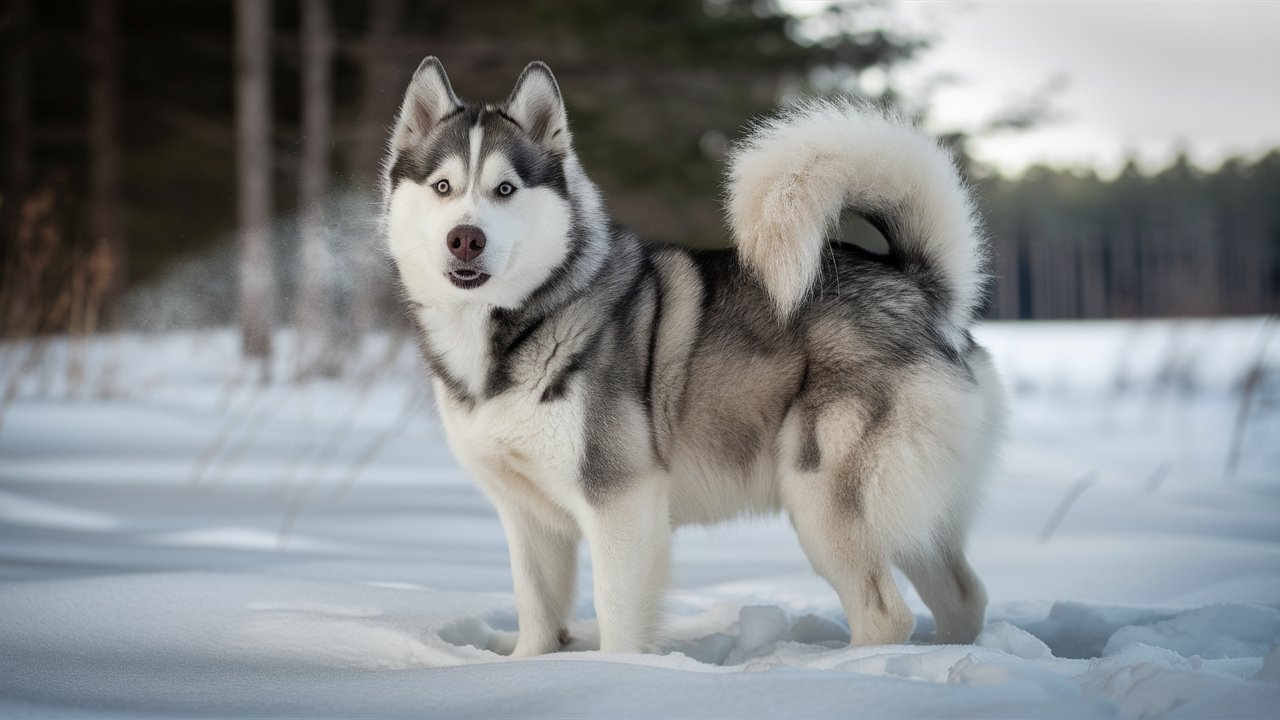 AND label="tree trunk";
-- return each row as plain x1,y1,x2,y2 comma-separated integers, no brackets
1,0,28,336
346,0,404,341
350,0,405,189
88,0,123,313
295,0,335,378
994,221,1020,319
5,0,31,231
235,0,275,362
